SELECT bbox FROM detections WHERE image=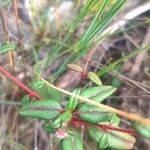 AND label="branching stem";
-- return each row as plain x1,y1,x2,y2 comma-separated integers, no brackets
40,77,150,125
70,118,136,136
